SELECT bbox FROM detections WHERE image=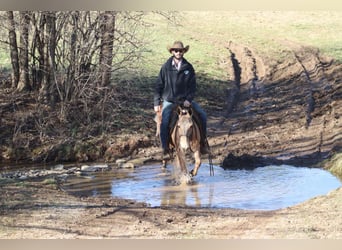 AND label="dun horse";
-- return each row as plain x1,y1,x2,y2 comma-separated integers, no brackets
156,105,203,184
